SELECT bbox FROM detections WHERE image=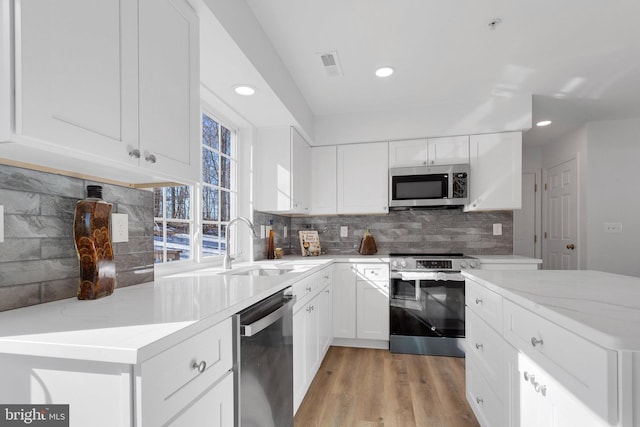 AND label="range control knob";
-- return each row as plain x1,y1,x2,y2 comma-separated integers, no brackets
460,261,468,269
399,259,407,268
391,260,399,269
469,260,480,269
